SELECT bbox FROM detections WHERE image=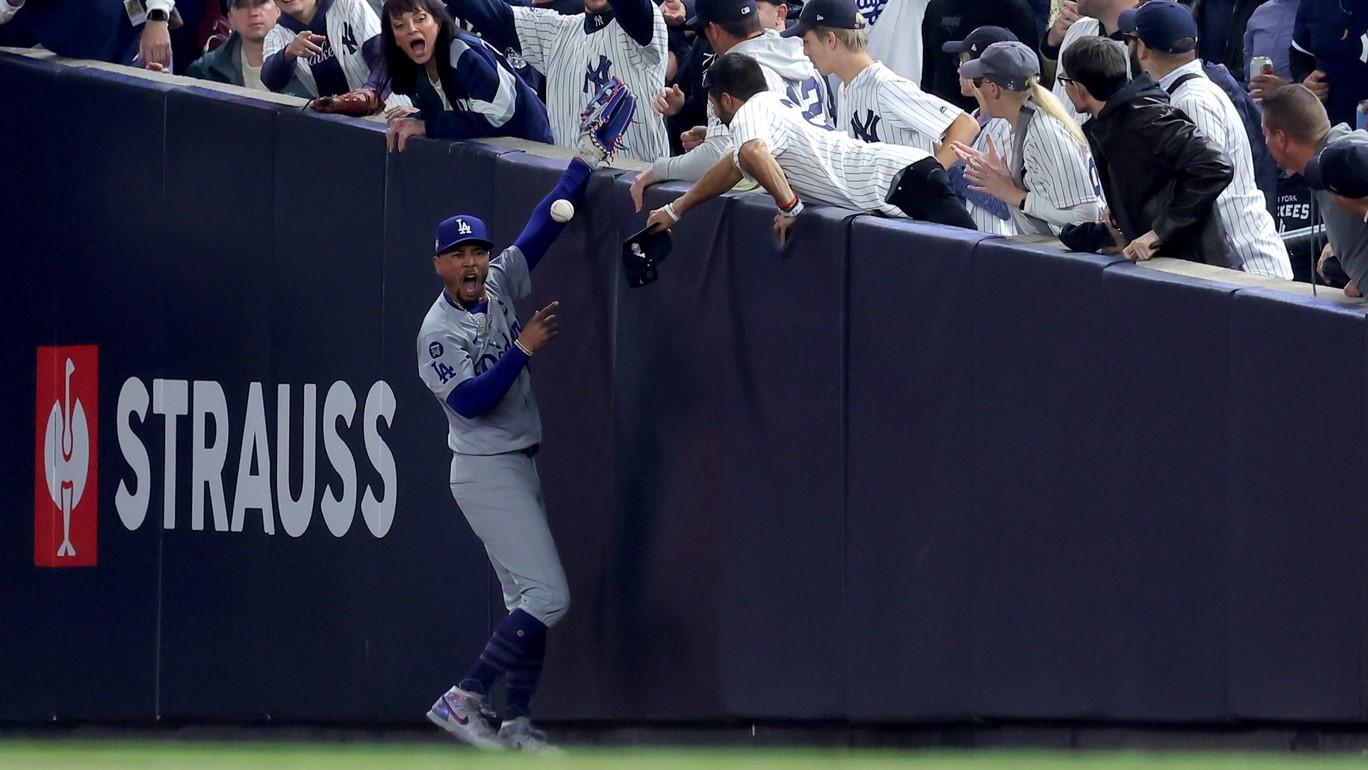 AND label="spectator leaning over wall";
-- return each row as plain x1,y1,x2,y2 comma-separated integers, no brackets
793,0,979,172
380,0,554,150
1307,141,1368,223
951,40,1103,237
188,0,313,94
1059,36,1237,267
0,0,181,71
1263,85,1368,297
262,0,411,109
644,52,977,246
1122,0,1292,278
